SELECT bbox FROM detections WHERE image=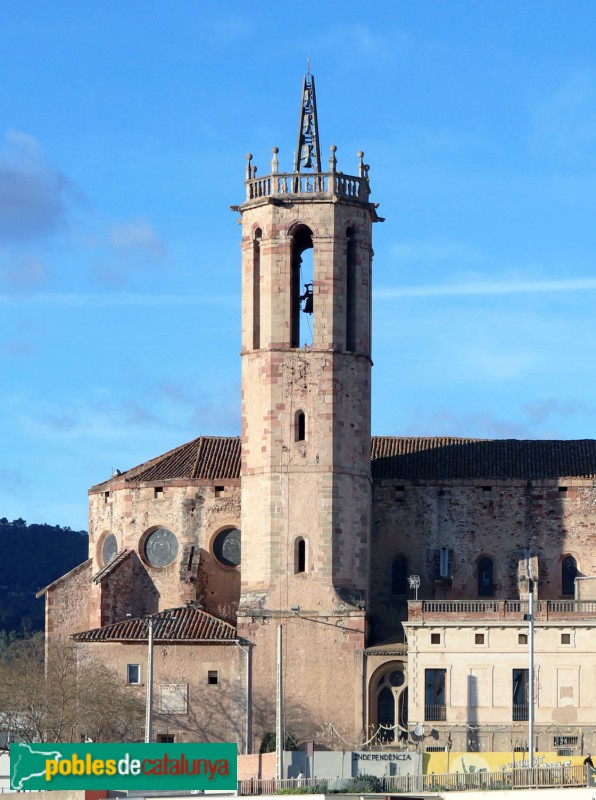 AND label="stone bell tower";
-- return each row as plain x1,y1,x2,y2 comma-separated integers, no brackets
237,70,382,612
234,71,382,745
